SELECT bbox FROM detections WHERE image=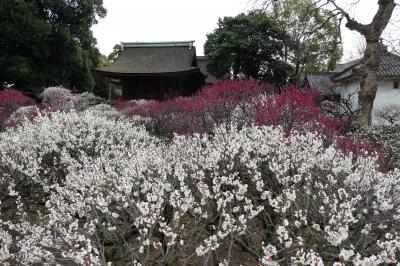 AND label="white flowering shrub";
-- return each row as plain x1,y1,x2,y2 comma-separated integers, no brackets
4,105,41,127
77,92,104,111
375,104,400,125
371,125,400,169
0,110,400,265
42,86,82,112
84,103,121,118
